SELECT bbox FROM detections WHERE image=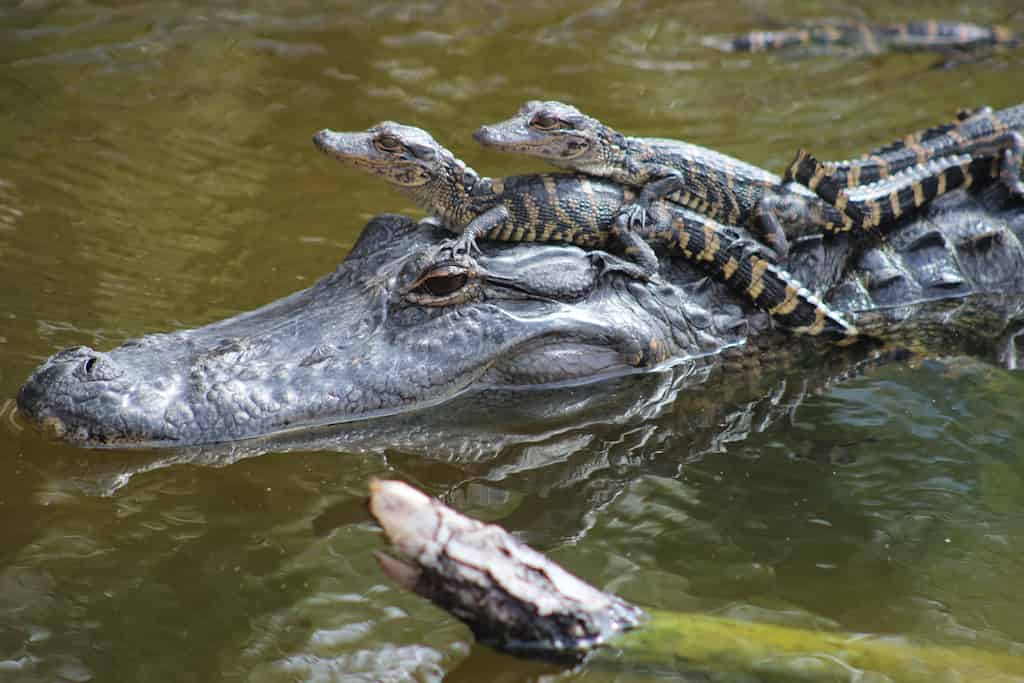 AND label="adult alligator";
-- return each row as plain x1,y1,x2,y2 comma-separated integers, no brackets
16,168,1024,447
